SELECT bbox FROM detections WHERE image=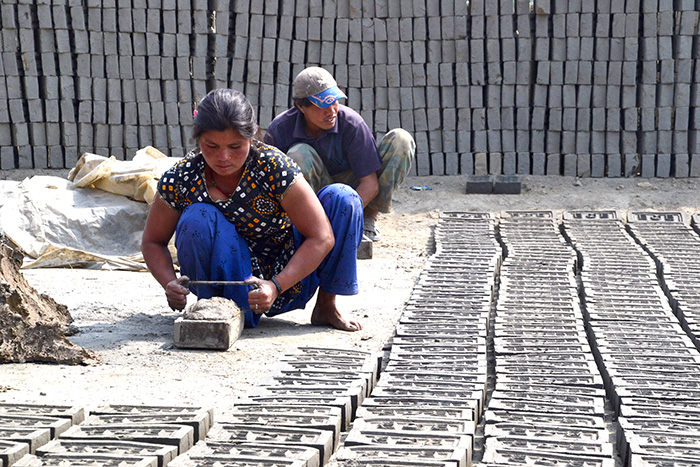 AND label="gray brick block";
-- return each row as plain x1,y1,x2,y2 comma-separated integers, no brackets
415,151,430,176
444,153,459,175
431,152,444,175
658,130,672,153
1,146,15,169
563,153,577,176
489,152,502,174
516,152,530,174
17,145,33,169
546,154,561,175
458,130,471,154
474,152,488,175
502,130,515,152
494,174,522,194
487,130,502,152
531,129,546,152
674,154,690,177
466,174,493,193
502,152,516,175
640,153,655,177
532,152,545,175
0,123,11,146
607,153,622,177
592,151,607,175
